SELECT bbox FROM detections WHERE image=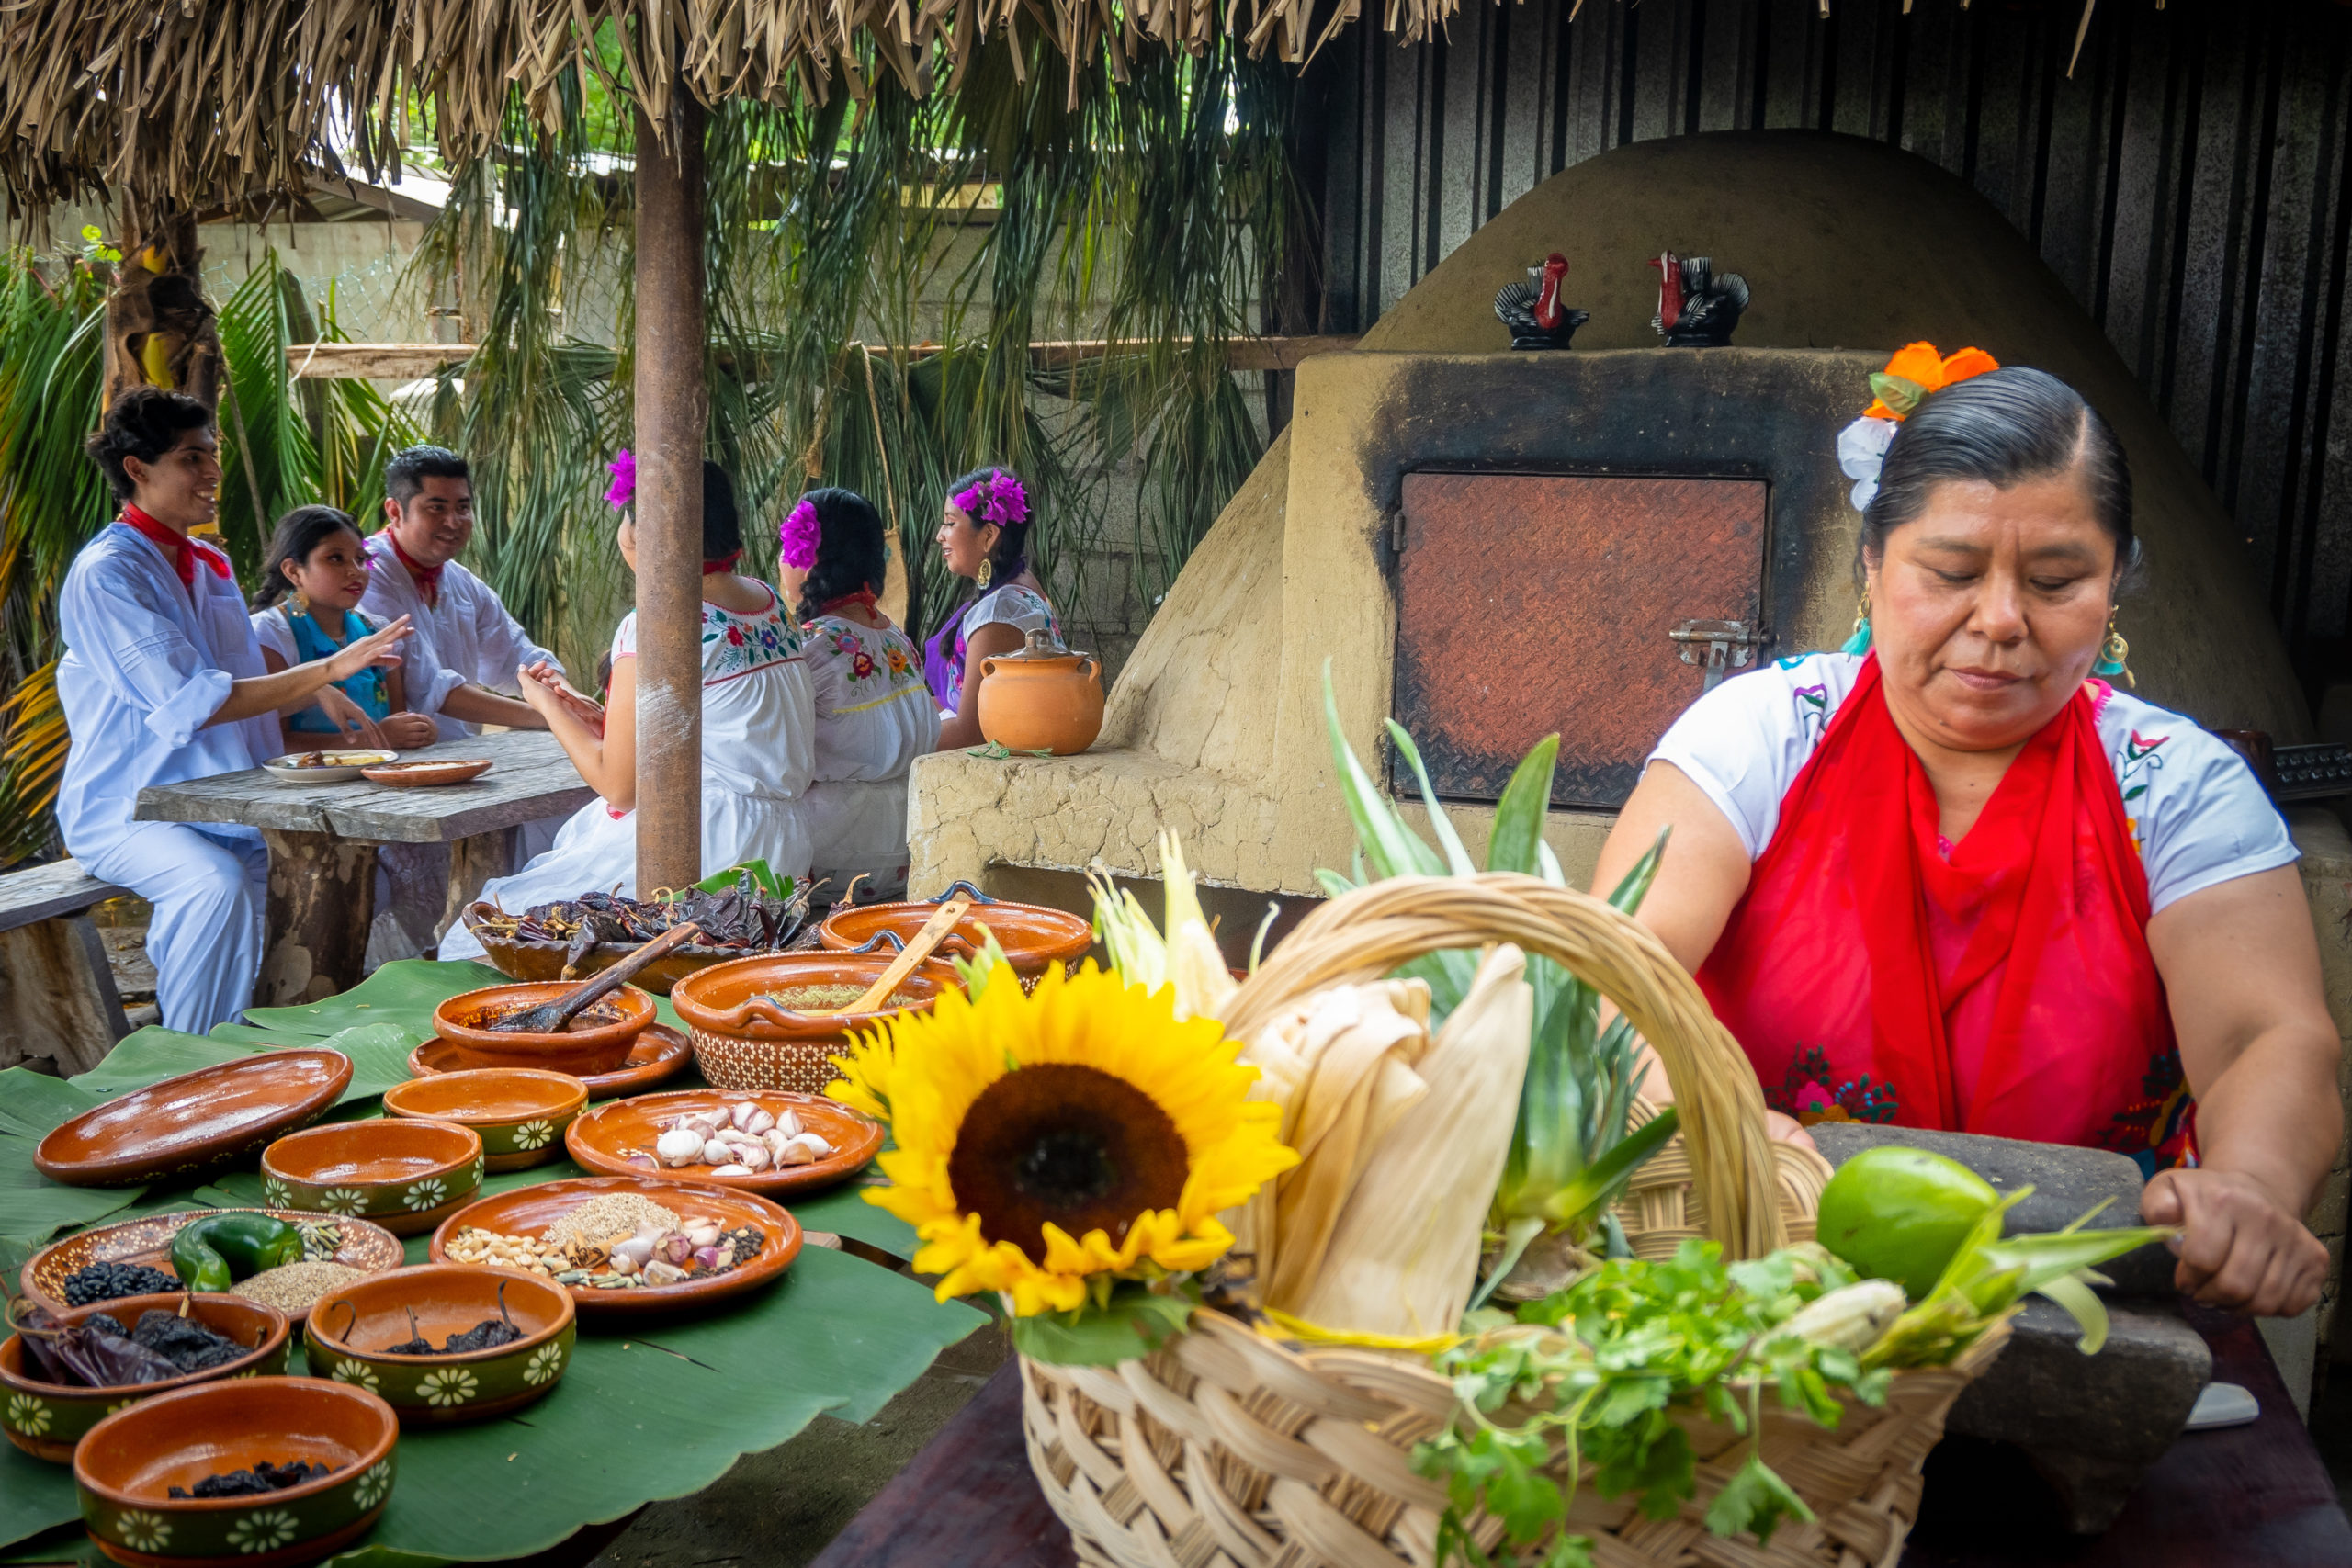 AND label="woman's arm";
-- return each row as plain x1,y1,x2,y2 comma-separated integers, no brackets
209,616,412,728
377,660,439,750
935,622,1024,749
523,656,636,808
1590,761,1756,974
2143,865,2341,1316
